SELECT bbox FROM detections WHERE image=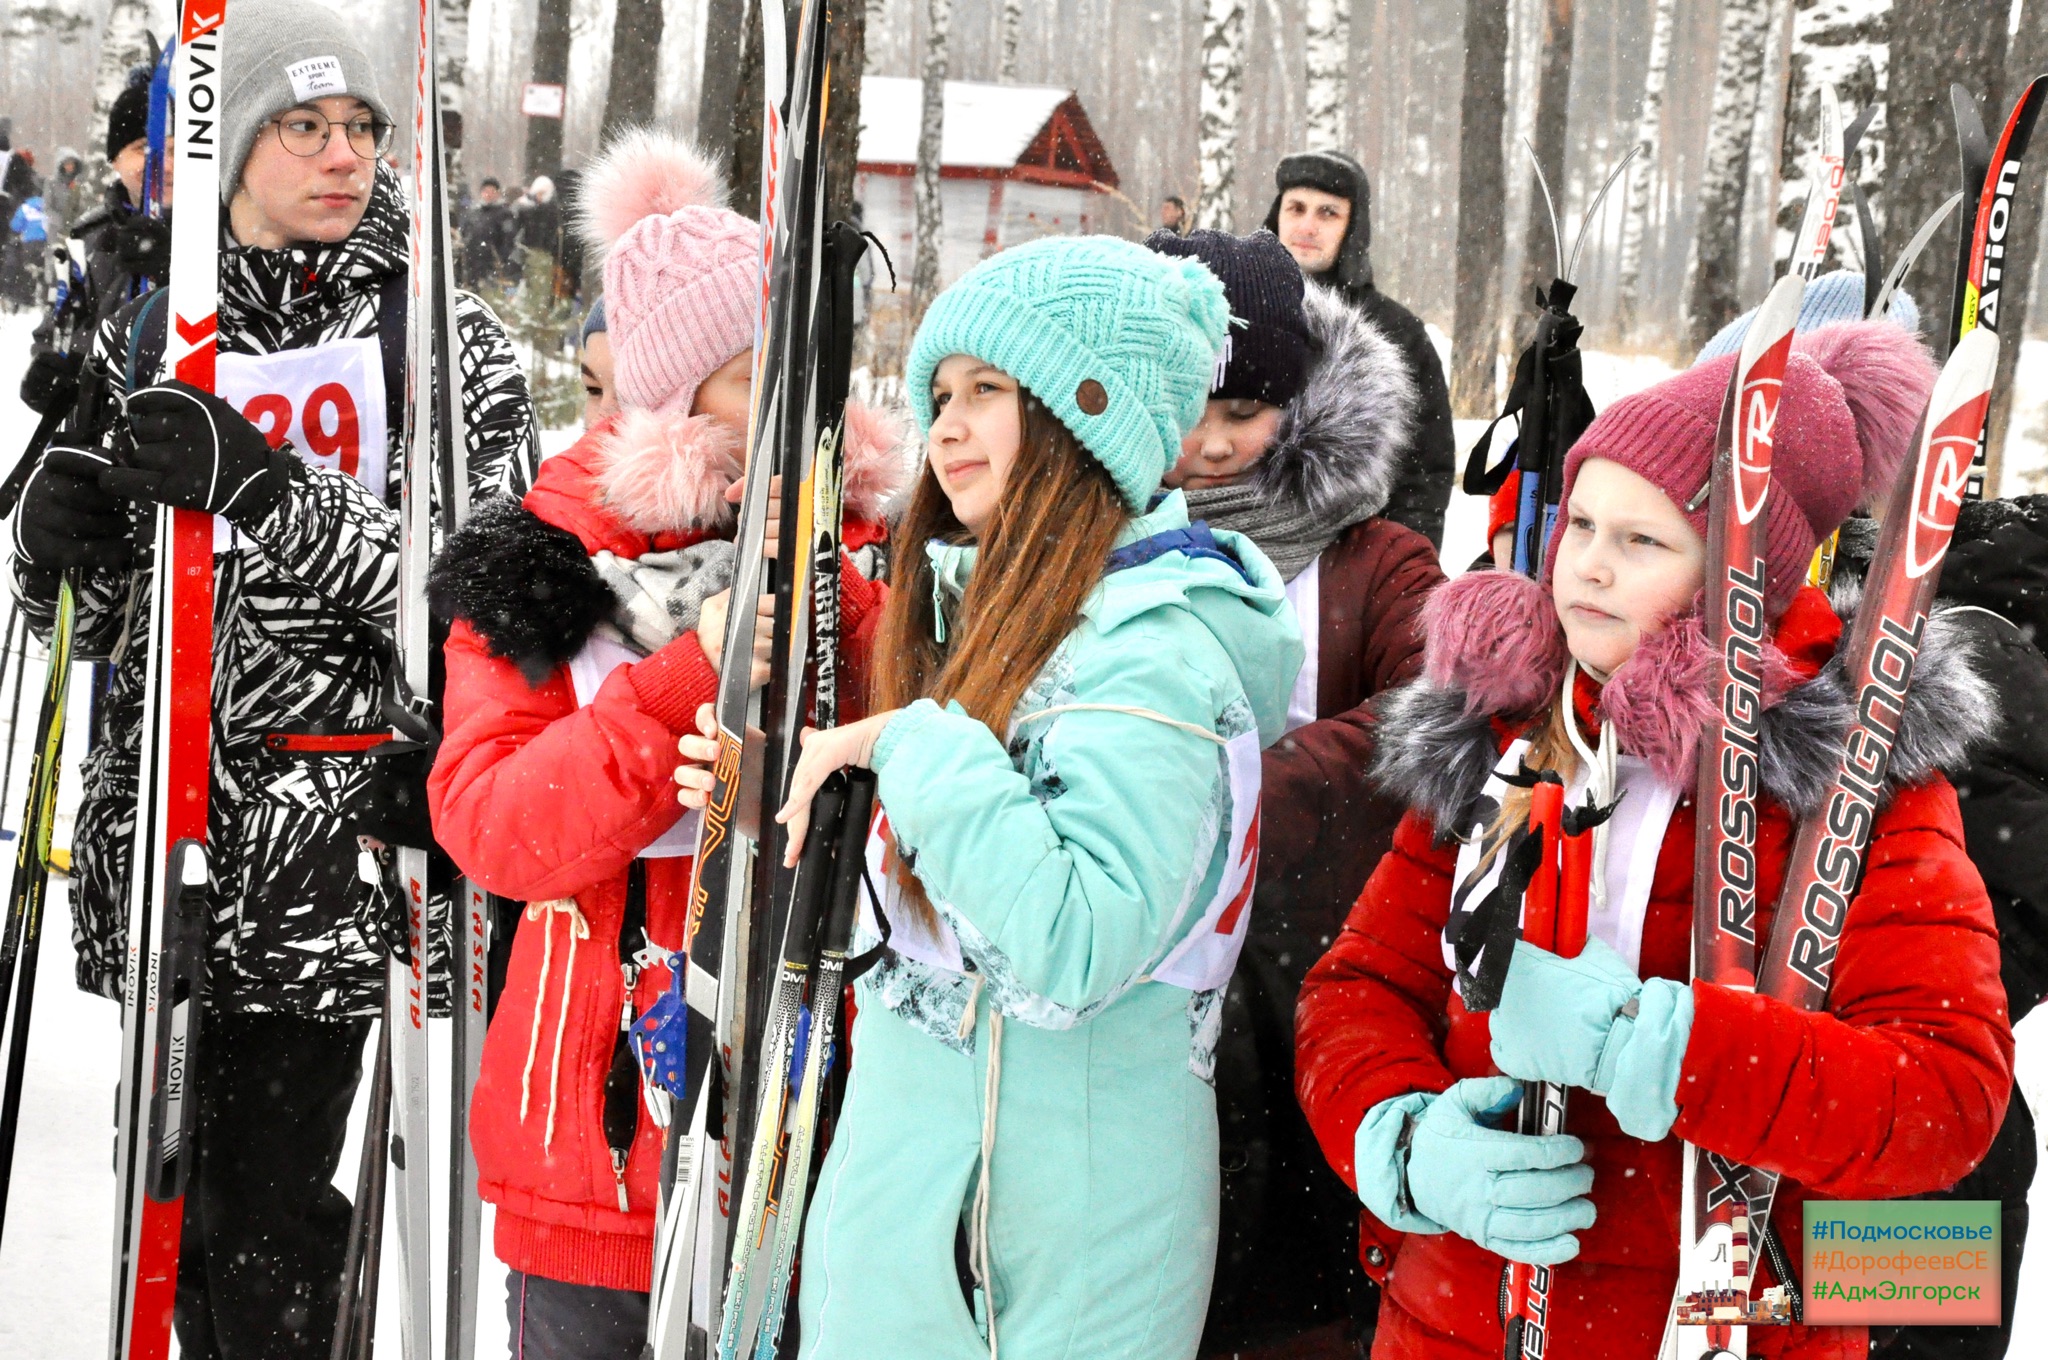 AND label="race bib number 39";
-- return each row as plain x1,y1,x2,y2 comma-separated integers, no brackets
214,339,389,489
